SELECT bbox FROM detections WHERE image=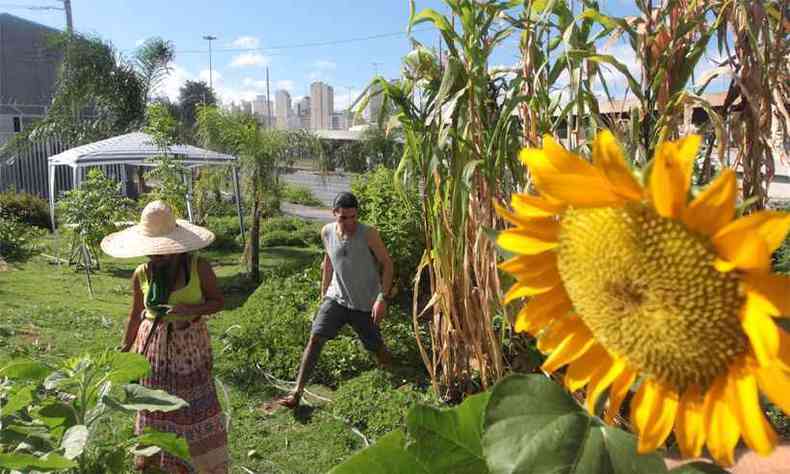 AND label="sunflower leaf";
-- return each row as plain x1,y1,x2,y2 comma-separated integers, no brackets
328,430,430,474
483,374,668,474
